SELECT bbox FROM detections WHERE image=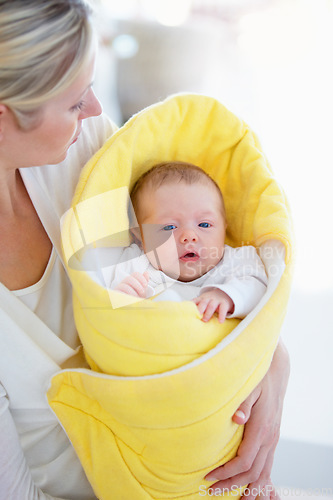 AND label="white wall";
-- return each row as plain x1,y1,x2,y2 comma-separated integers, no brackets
226,0,333,449
209,1,333,479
